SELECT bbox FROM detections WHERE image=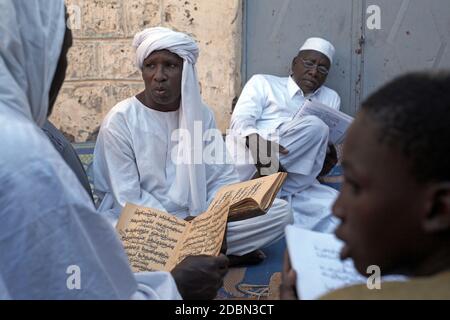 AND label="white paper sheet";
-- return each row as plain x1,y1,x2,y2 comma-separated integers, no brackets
293,100,354,144
285,225,406,300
